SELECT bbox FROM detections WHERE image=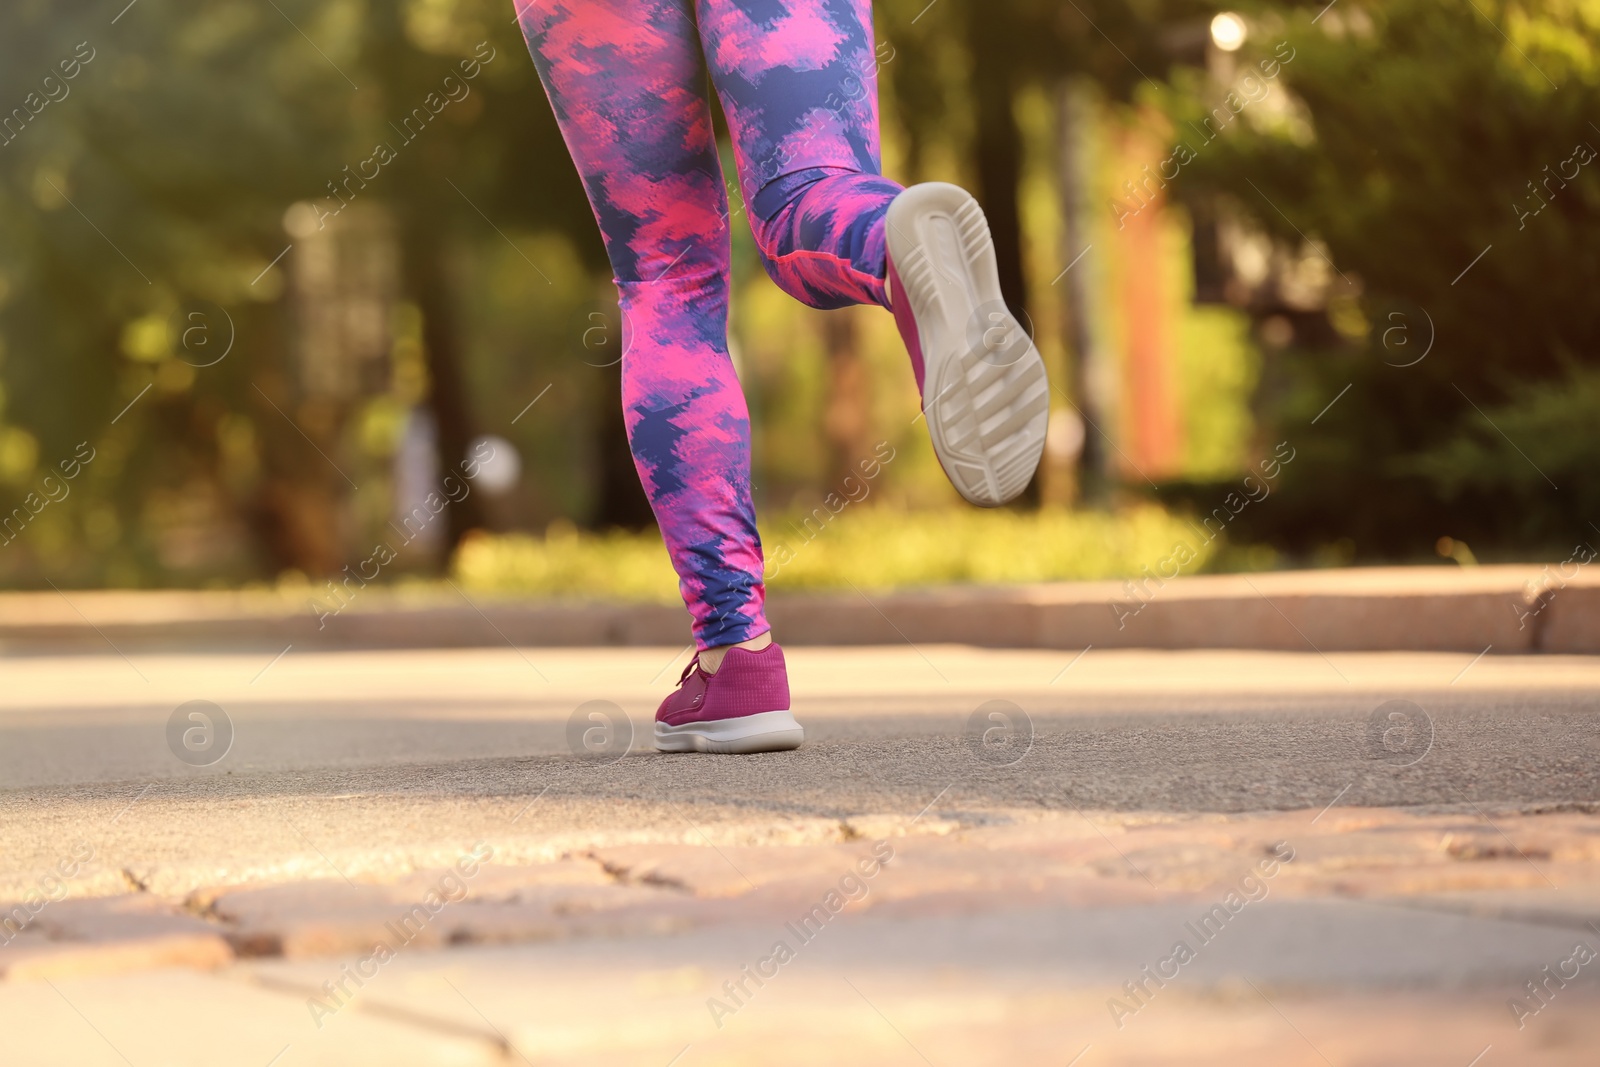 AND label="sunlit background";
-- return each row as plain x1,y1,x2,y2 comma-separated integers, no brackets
2,0,1596,600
